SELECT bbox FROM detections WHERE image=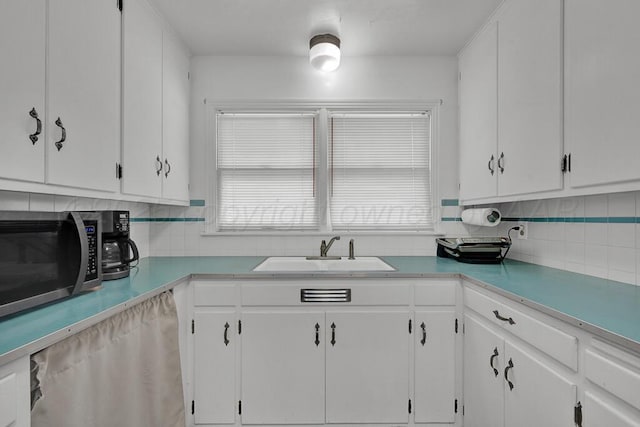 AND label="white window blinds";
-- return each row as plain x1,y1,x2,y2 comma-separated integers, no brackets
216,113,317,230
329,113,433,230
